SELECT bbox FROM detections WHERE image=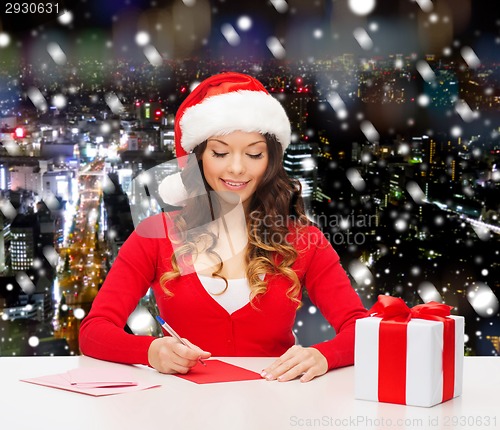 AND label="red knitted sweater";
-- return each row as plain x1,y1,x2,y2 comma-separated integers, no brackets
79,214,367,370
